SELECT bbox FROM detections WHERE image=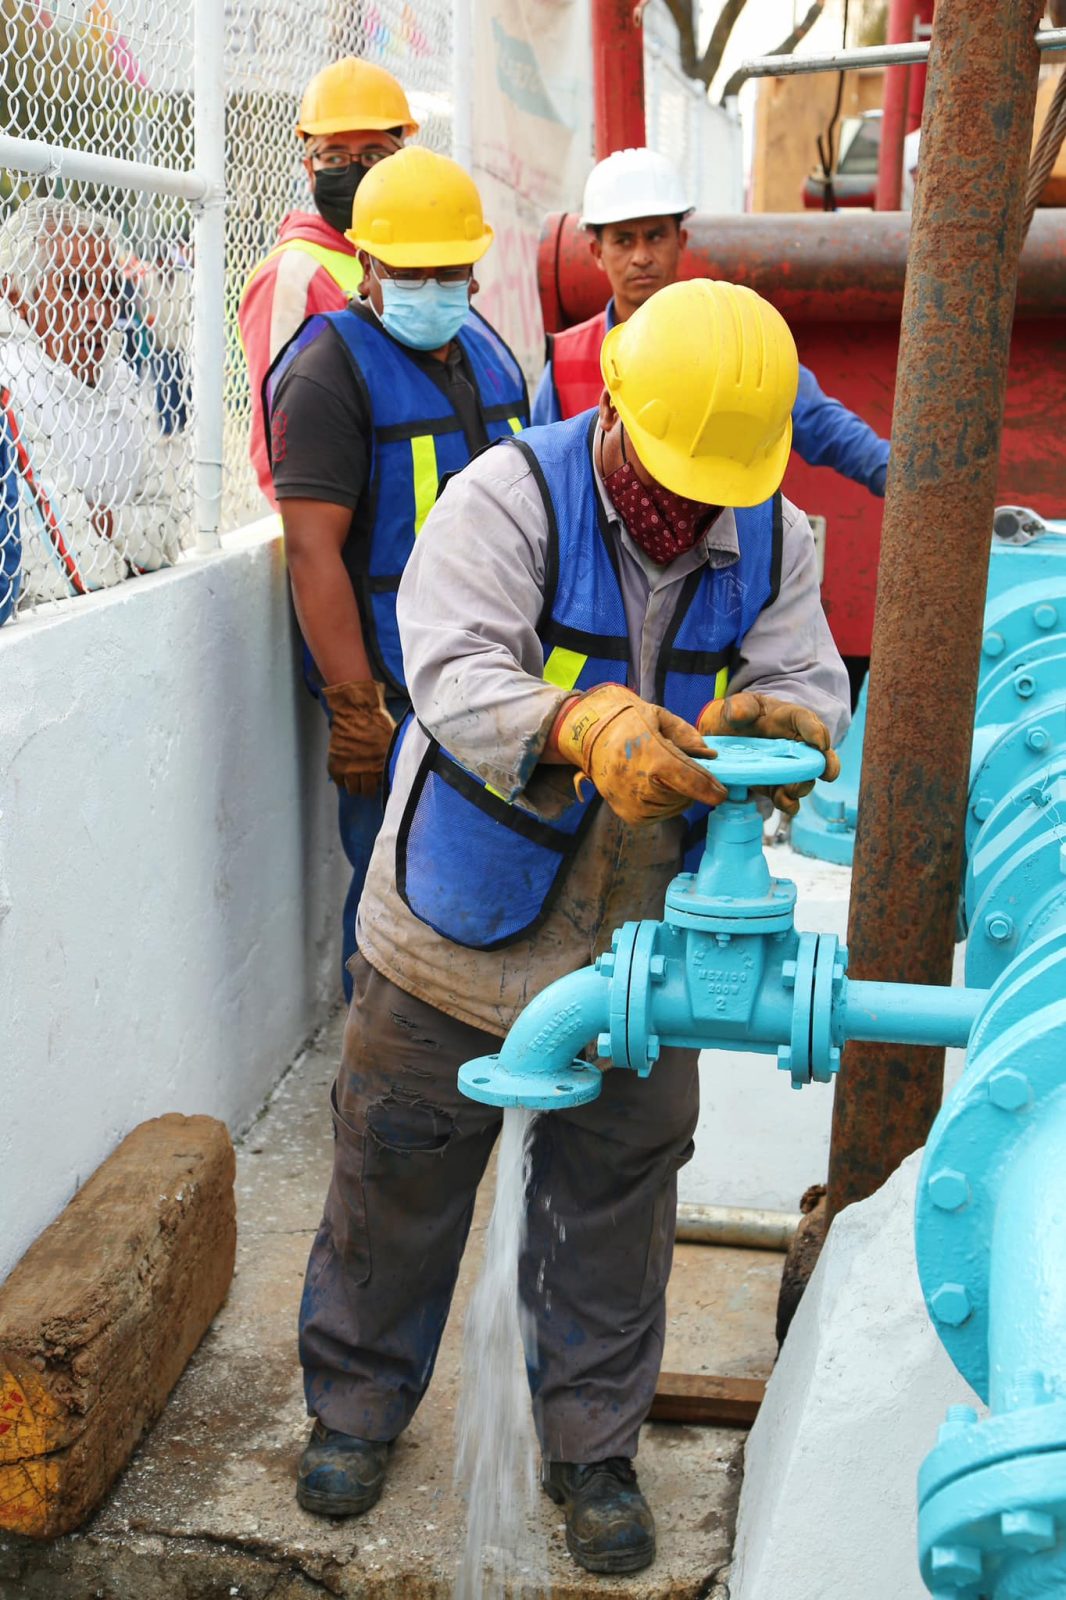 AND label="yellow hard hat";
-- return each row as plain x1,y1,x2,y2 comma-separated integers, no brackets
347,146,494,269
296,58,418,139
600,279,798,507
